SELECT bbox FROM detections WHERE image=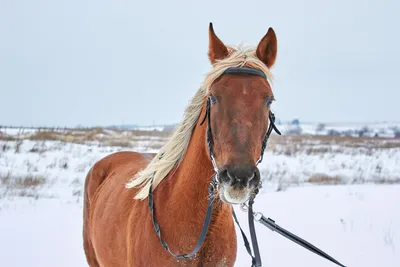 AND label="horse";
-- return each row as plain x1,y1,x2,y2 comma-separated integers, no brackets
83,23,278,267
